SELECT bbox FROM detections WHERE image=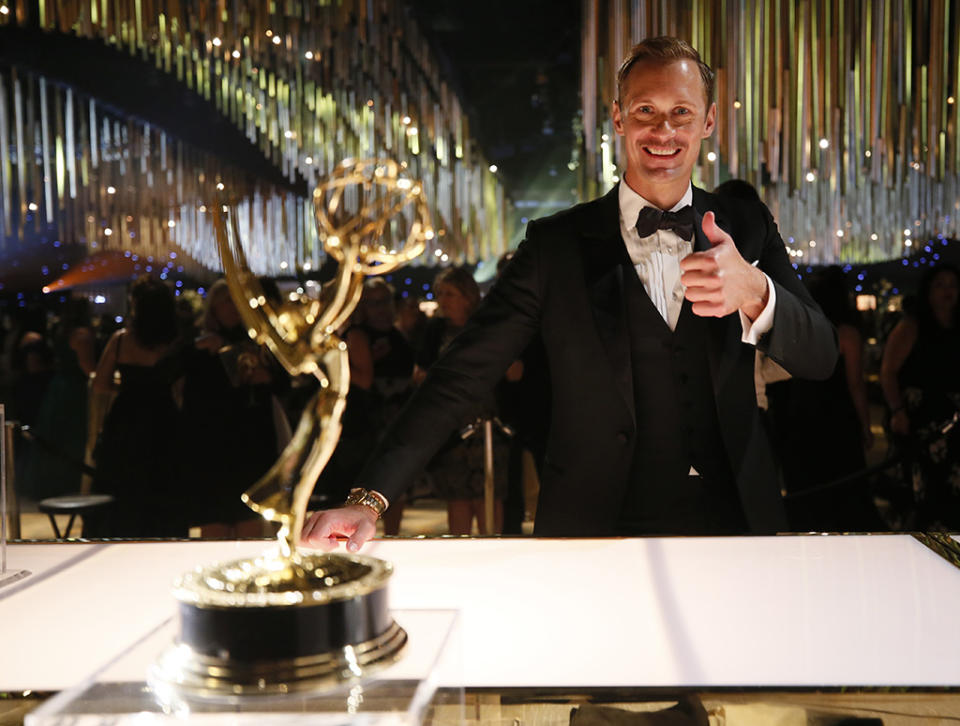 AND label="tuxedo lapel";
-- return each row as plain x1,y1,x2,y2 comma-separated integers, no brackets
692,185,742,395
579,185,635,420
691,185,732,252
